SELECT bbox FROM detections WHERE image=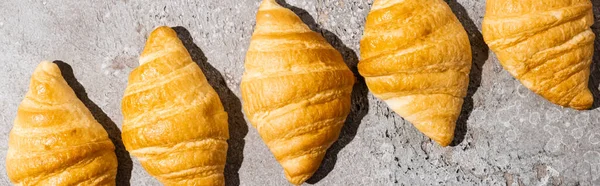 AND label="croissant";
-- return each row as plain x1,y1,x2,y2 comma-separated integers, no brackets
359,0,472,146
121,26,229,185
6,61,118,185
241,0,355,184
482,0,595,110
